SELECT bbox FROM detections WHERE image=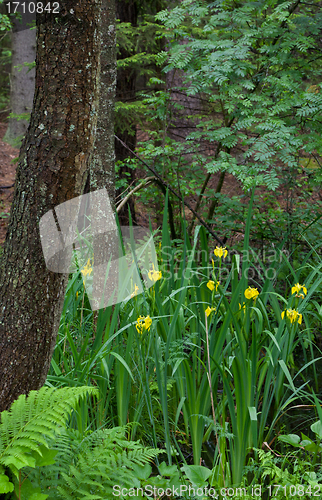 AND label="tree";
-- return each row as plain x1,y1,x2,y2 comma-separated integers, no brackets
0,0,116,412
114,0,167,224
89,0,116,200
3,1,36,146
138,0,322,237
